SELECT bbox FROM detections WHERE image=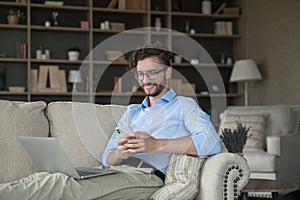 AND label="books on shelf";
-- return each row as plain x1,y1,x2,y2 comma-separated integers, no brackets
36,65,67,93
107,0,118,8
113,76,122,93
44,1,64,6
214,21,234,35
214,3,226,14
169,78,196,96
